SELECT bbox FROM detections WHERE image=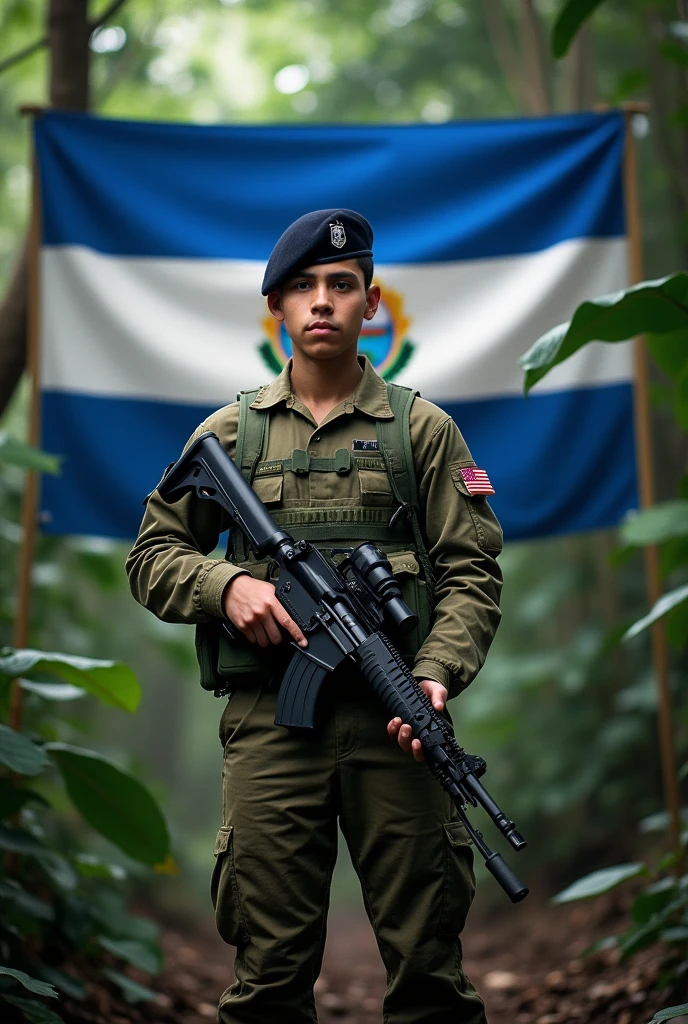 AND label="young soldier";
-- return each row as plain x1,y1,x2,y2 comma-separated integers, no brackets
126,209,503,1024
